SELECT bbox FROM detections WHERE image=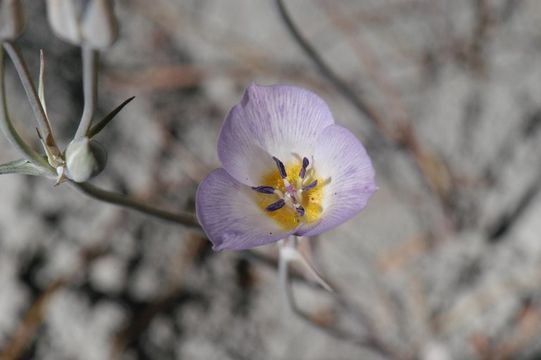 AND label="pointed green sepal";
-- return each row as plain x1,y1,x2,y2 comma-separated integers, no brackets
89,96,135,138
